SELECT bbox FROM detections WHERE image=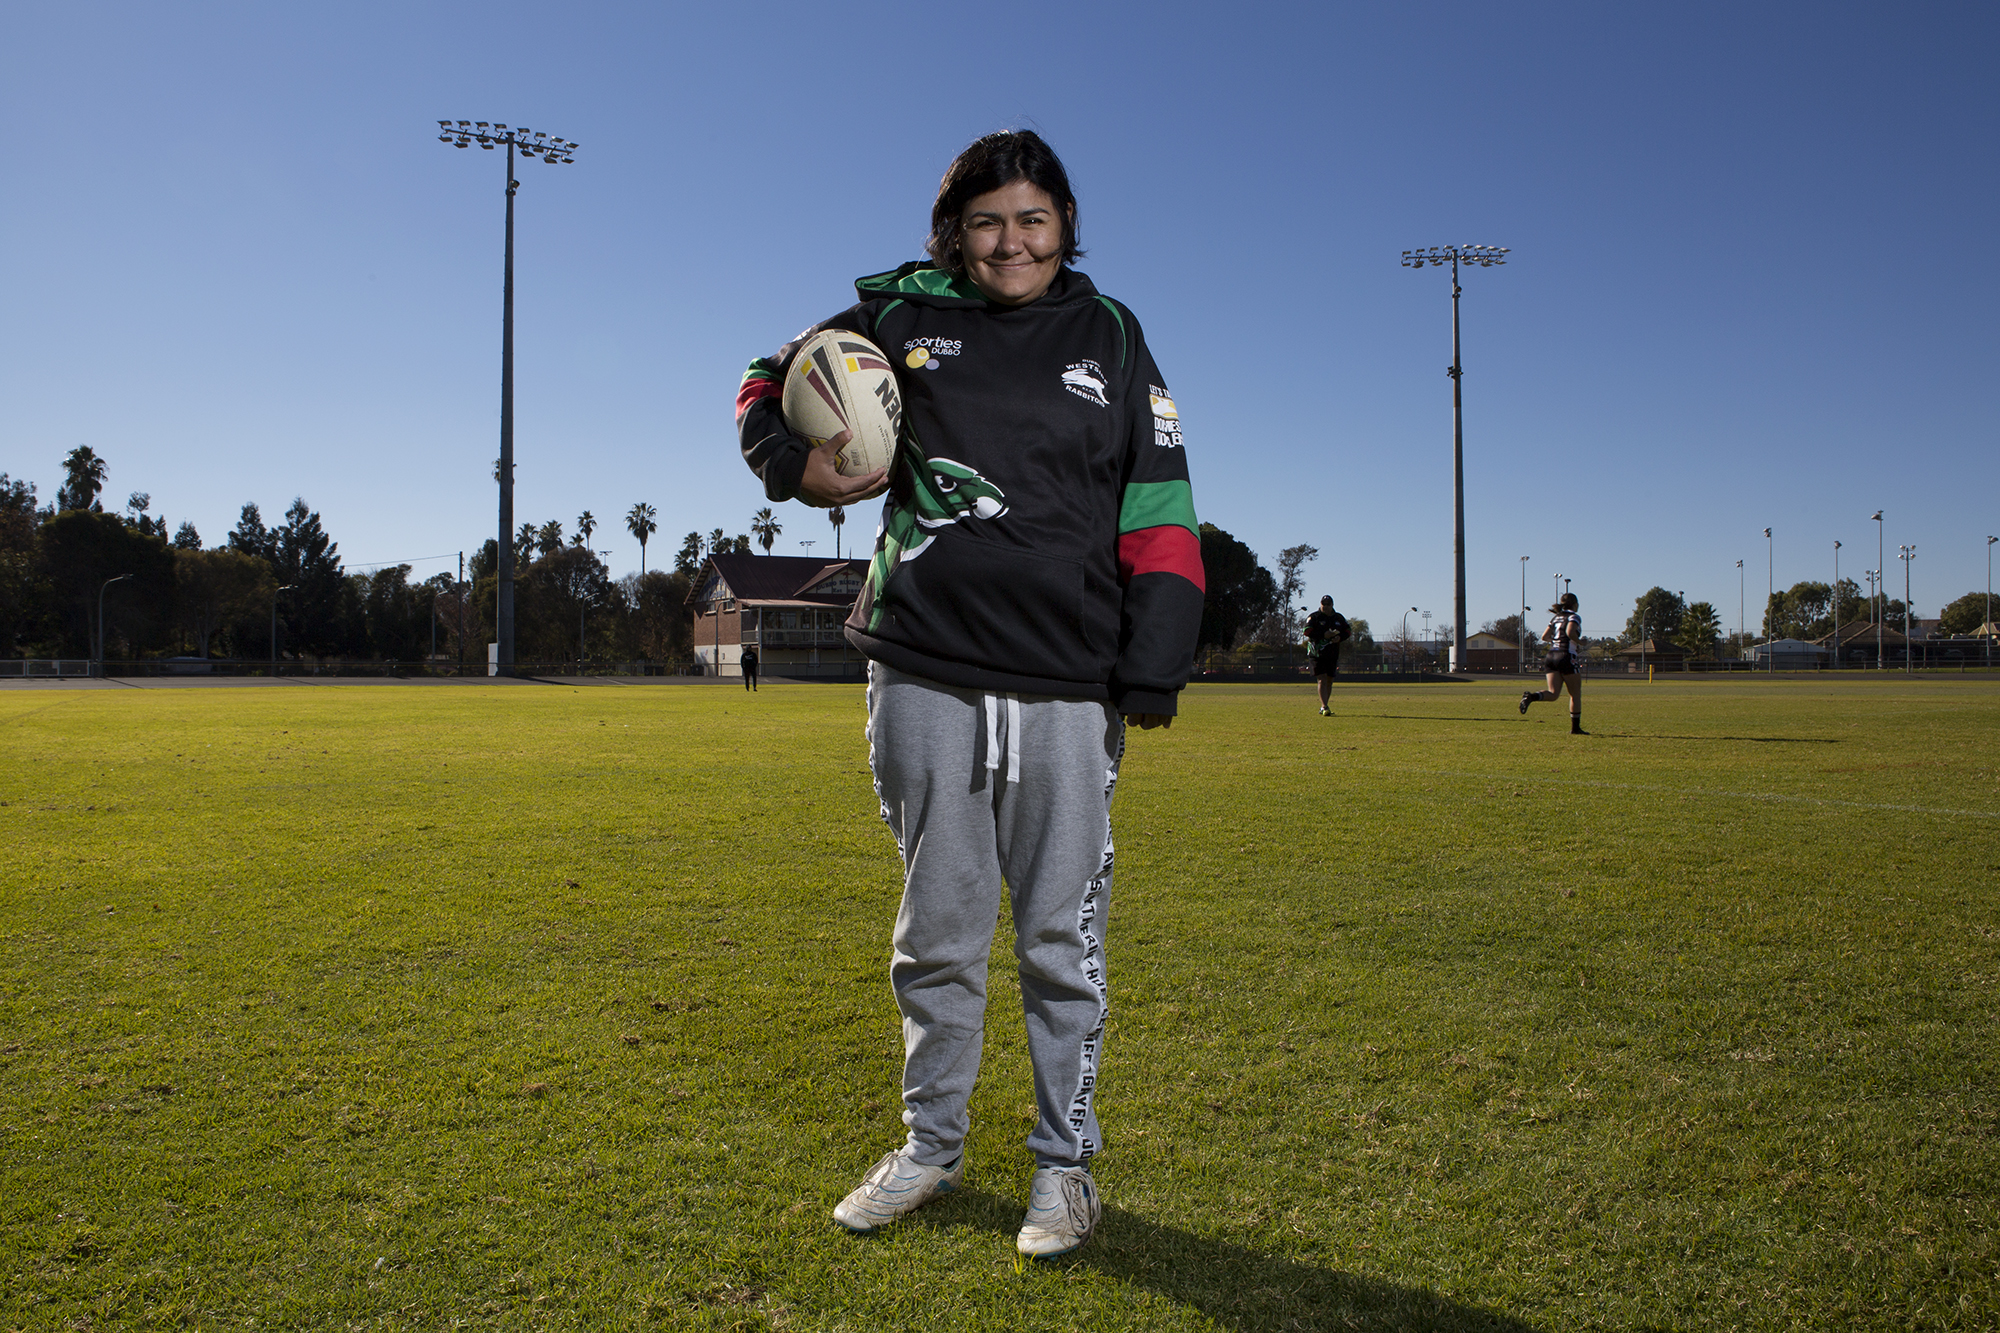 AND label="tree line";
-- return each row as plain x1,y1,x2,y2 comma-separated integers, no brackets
8,448,1431,667
0,448,719,665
